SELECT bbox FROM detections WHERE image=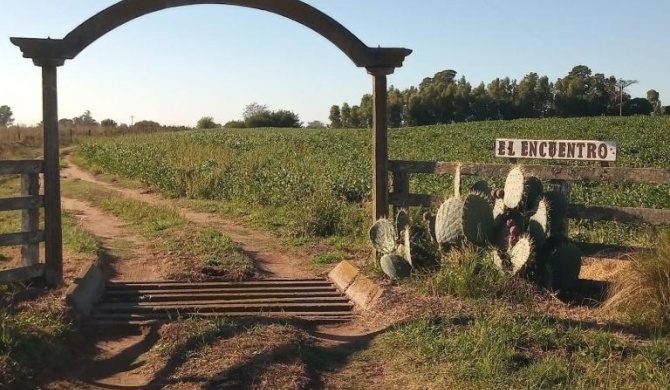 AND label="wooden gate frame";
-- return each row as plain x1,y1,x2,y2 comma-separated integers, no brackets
9,0,411,286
